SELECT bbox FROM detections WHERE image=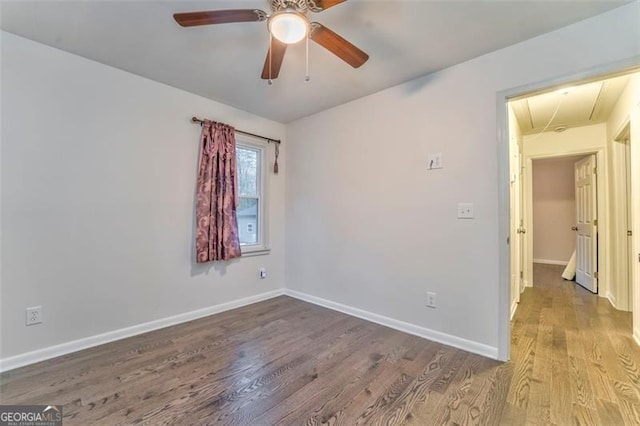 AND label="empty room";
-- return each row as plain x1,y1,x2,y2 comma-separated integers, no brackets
1,1,639,425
